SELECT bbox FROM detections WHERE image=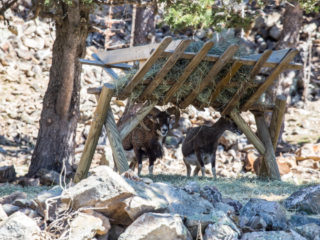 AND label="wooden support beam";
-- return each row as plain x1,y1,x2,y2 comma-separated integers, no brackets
118,101,157,140
269,95,287,151
79,58,133,69
139,39,191,100
180,45,239,109
74,84,115,183
104,108,129,173
254,112,281,180
92,53,120,81
209,61,243,106
229,110,265,155
162,41,215,104
120,37,173,98
222,50,273,115
241,49,298,111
